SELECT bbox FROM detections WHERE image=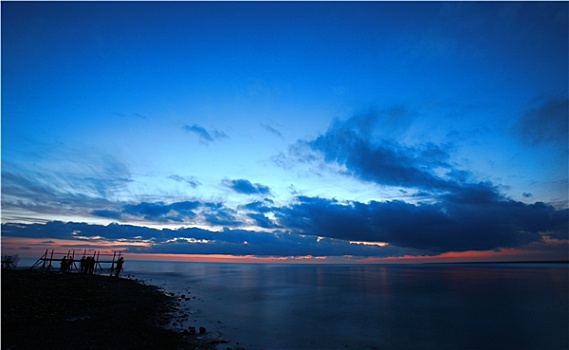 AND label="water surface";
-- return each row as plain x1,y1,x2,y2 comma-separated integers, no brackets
119,262,568,350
